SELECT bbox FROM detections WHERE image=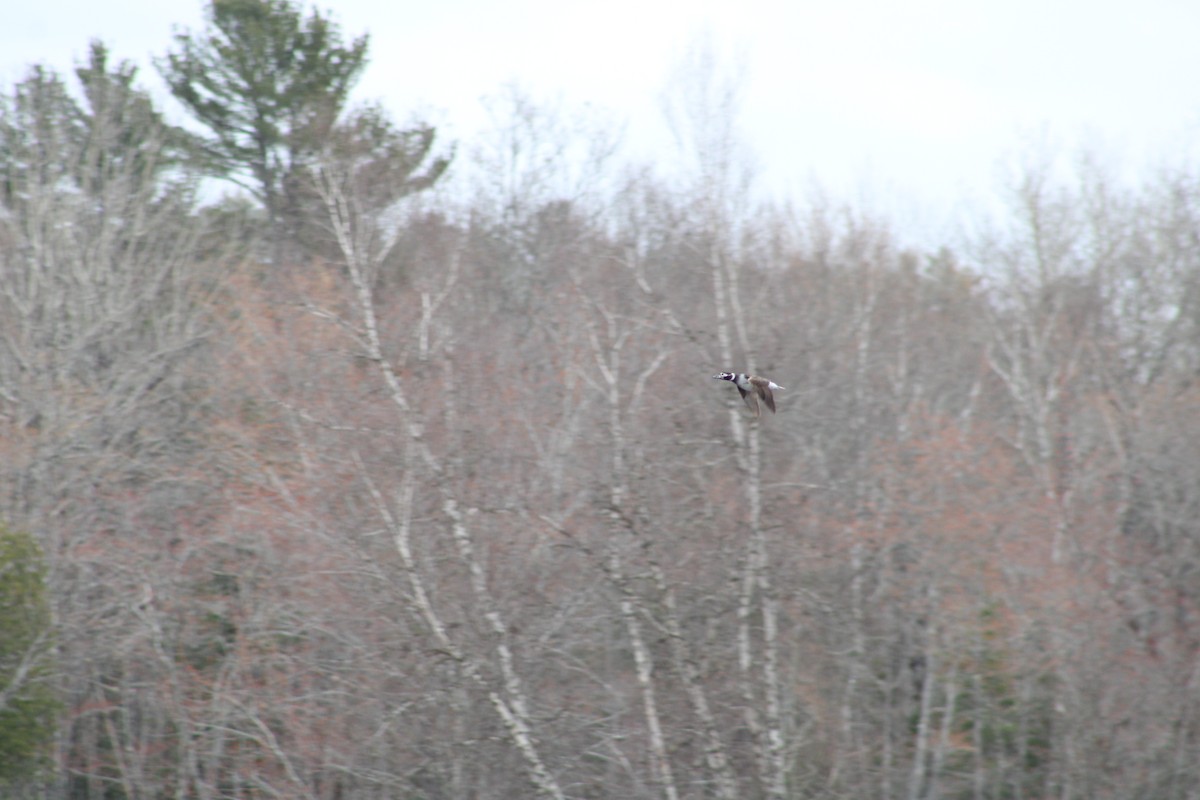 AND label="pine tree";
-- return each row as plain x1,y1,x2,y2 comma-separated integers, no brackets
0,526,57,786
1,42,192,209
158,0,369,249
75,40,196,196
